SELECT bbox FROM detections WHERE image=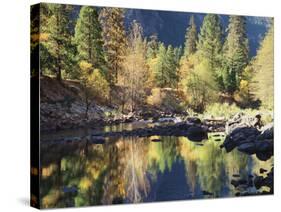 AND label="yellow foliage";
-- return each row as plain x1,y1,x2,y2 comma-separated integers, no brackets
42,189,61,208
78,177,92,191
41,164,57,178
31,33,49,43
239,79,248,90
79,60,110,102
234,79,251,106
146,57,159,88
79,60,92,74
88,69,110,101
147,88,163,106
